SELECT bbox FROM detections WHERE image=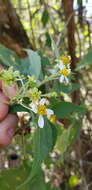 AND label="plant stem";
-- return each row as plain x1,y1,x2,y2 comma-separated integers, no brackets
37,73,58,88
